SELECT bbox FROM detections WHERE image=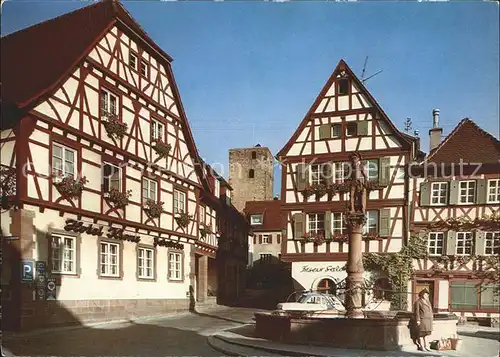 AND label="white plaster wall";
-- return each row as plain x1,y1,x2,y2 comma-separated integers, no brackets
438,280,449,310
